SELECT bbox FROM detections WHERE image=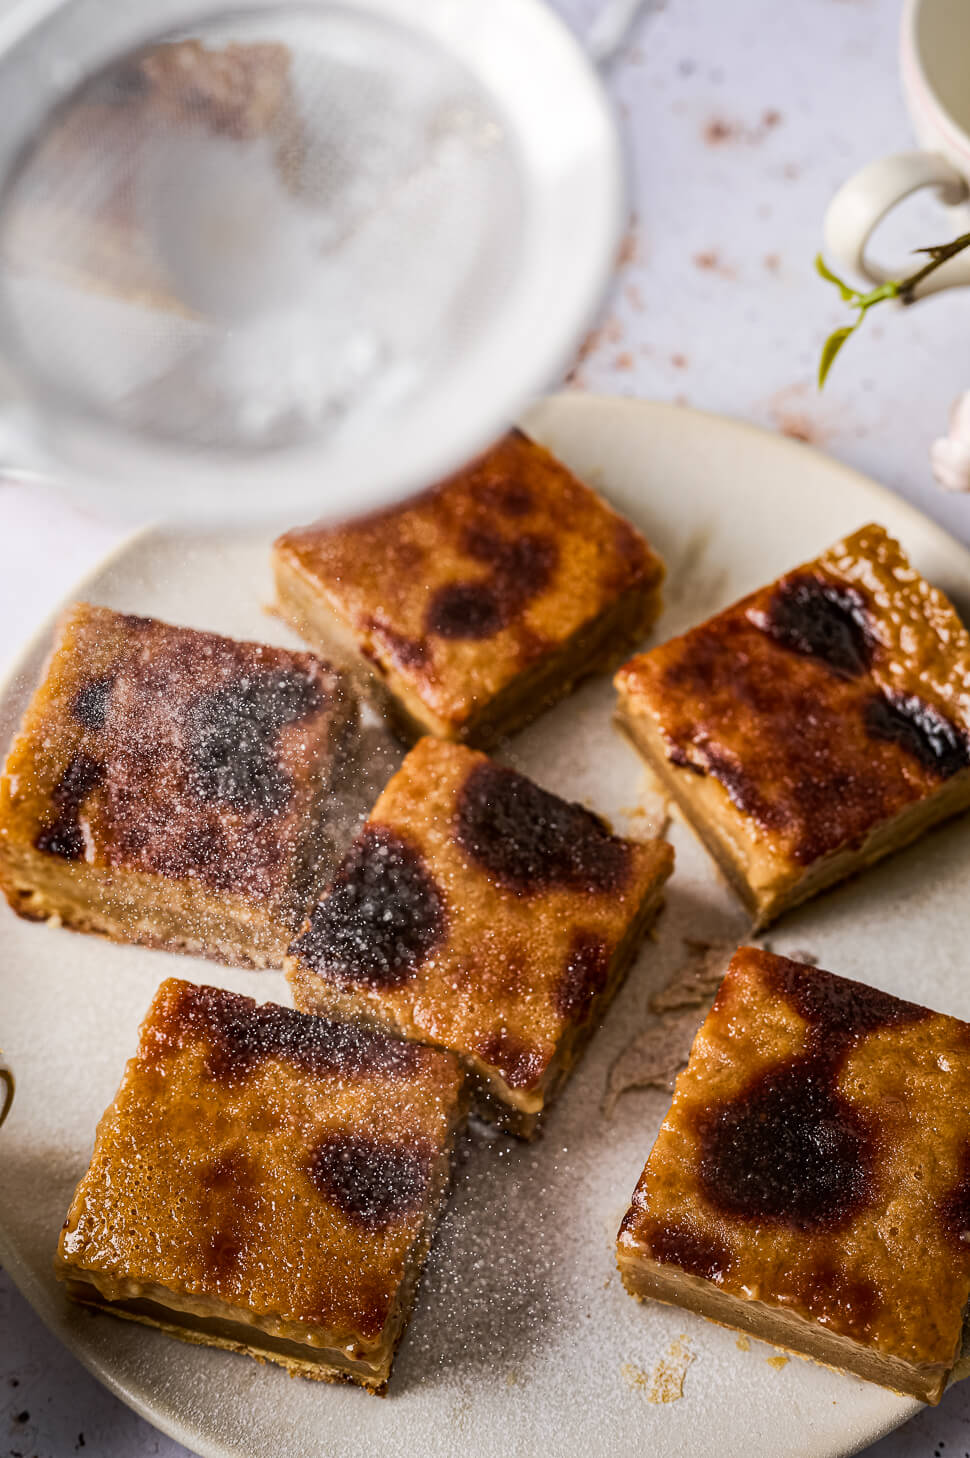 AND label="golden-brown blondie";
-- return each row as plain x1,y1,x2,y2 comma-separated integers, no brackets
0,604,353,967
617,946,970,1403
274,429,665,748
615,524,970,926
287,736,673,1135
56,978,466,1392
